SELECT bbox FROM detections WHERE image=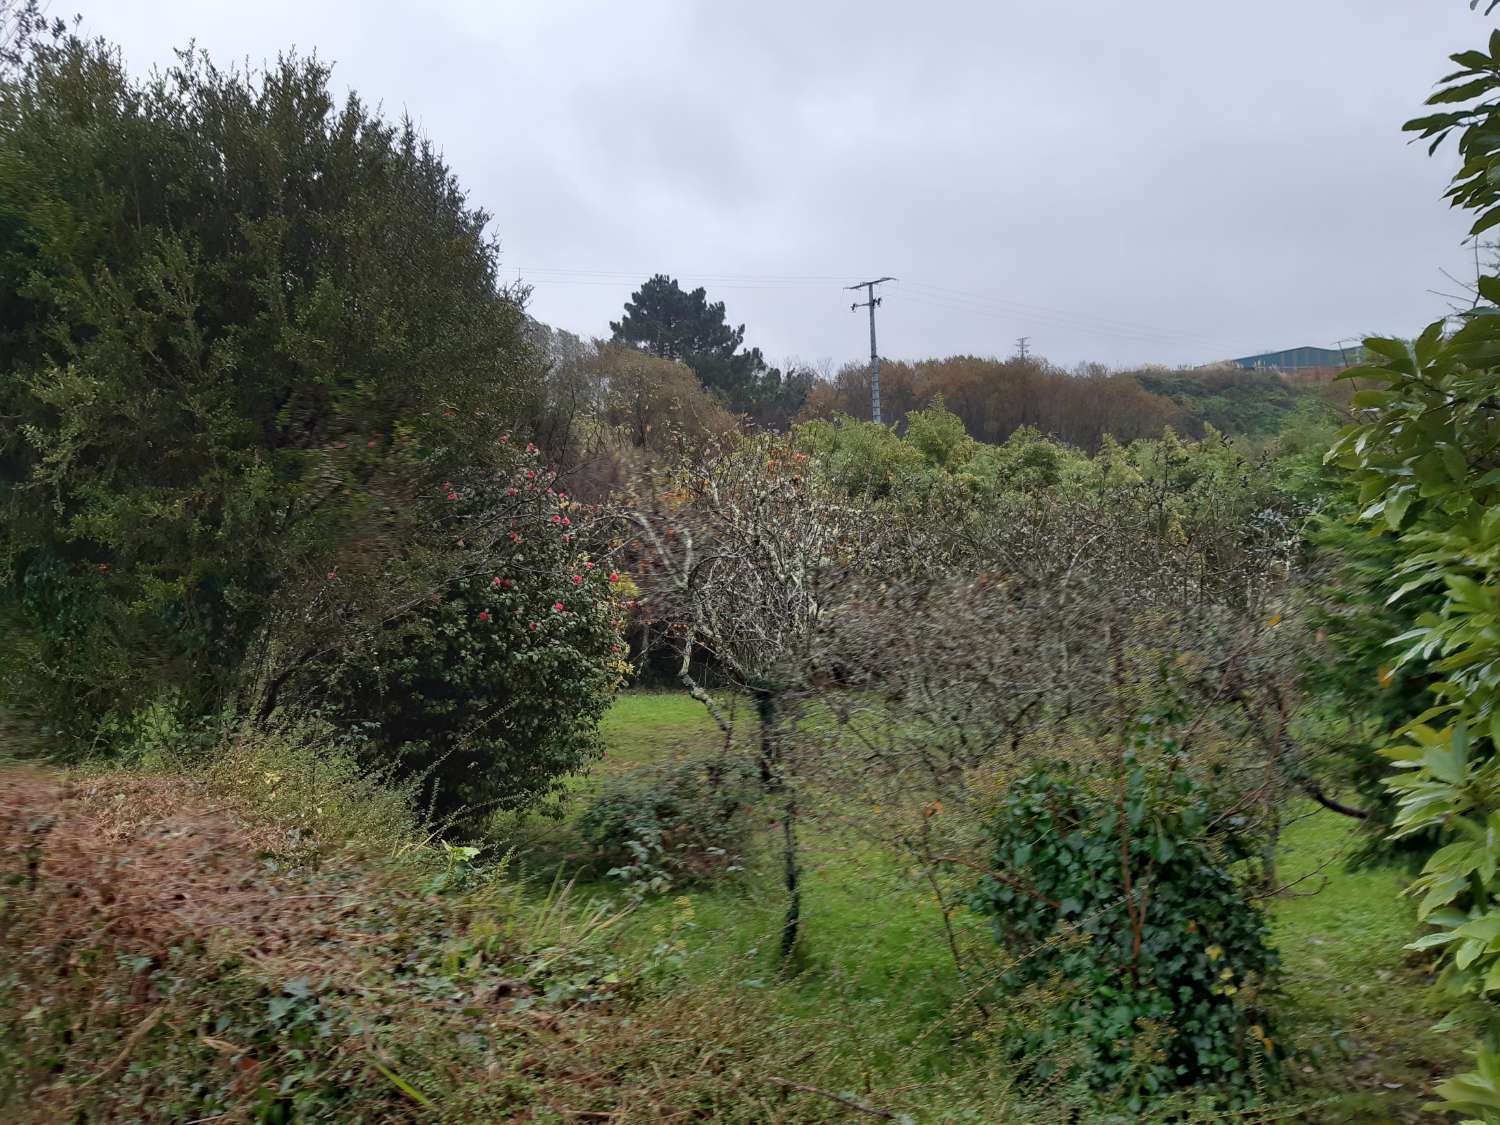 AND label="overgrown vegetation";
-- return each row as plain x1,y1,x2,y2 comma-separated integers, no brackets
3,4,1496,1121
